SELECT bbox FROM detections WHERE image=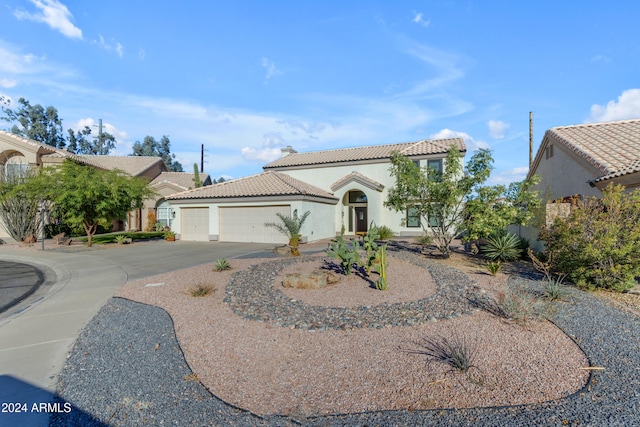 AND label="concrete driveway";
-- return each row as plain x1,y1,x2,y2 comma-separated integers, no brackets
0,239,273,427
